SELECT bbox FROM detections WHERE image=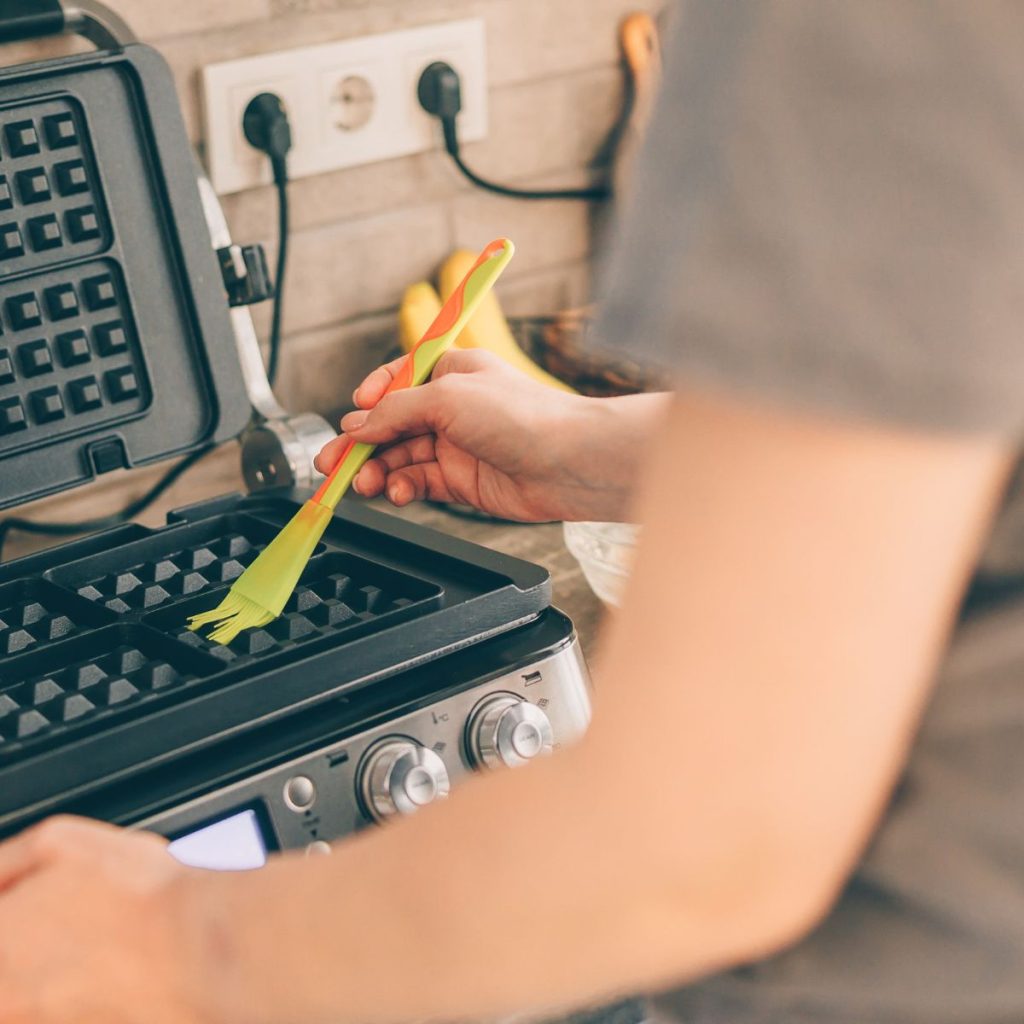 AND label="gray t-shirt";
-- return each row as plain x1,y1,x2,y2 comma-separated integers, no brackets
595,2,1024,1020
